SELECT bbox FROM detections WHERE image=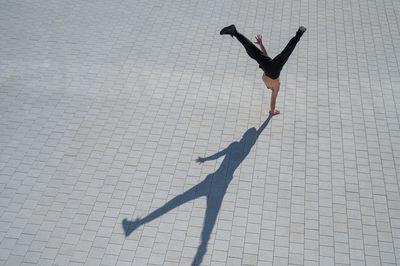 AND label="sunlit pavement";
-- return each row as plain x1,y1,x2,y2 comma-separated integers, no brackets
1,0,400,265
